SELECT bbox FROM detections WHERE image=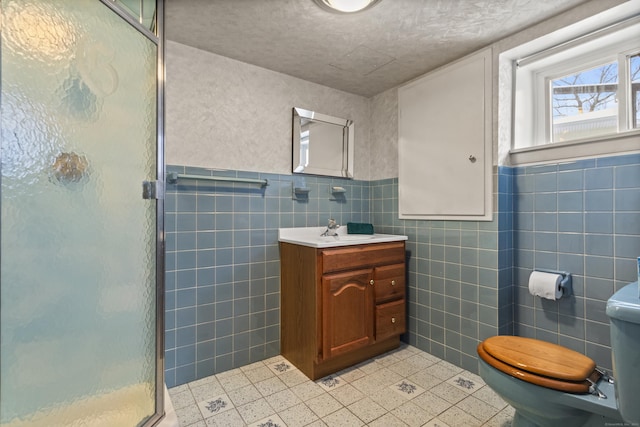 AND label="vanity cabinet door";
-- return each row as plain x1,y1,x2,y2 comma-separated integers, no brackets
321,269,374,360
